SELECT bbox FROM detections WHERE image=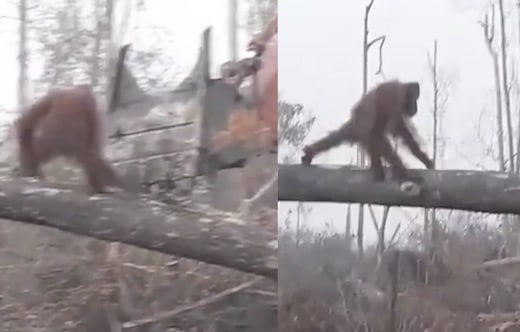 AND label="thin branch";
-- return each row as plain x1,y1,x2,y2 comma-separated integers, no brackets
368,205,381,234
477,255,520,269
388,223,401,247
238,170,277,218
380,206,390,242
367,35,386,75
0,15,19,21
366,0,375,13
122,276,264,329
367,35,384,49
